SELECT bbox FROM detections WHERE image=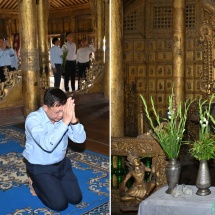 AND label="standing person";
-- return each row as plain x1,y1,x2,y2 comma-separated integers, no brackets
0,37,15,82
62,33,77,92
50,37,63,88
76,38,96,88
22,87,86,211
